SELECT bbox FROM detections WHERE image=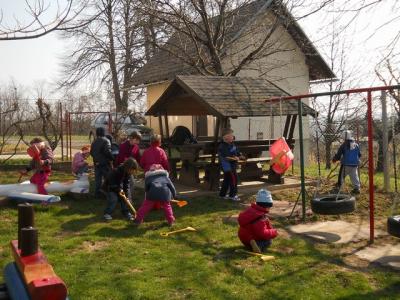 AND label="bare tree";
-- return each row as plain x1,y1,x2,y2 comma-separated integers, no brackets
138,0,334,78
374,58,400,172
311,17,362,169
0,0,91,41
60,0,145,113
